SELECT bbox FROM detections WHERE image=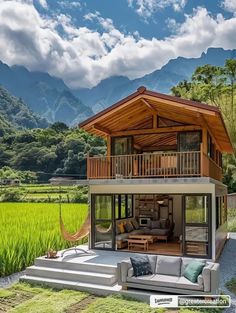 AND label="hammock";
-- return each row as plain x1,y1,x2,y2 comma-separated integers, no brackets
59,203,91,257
